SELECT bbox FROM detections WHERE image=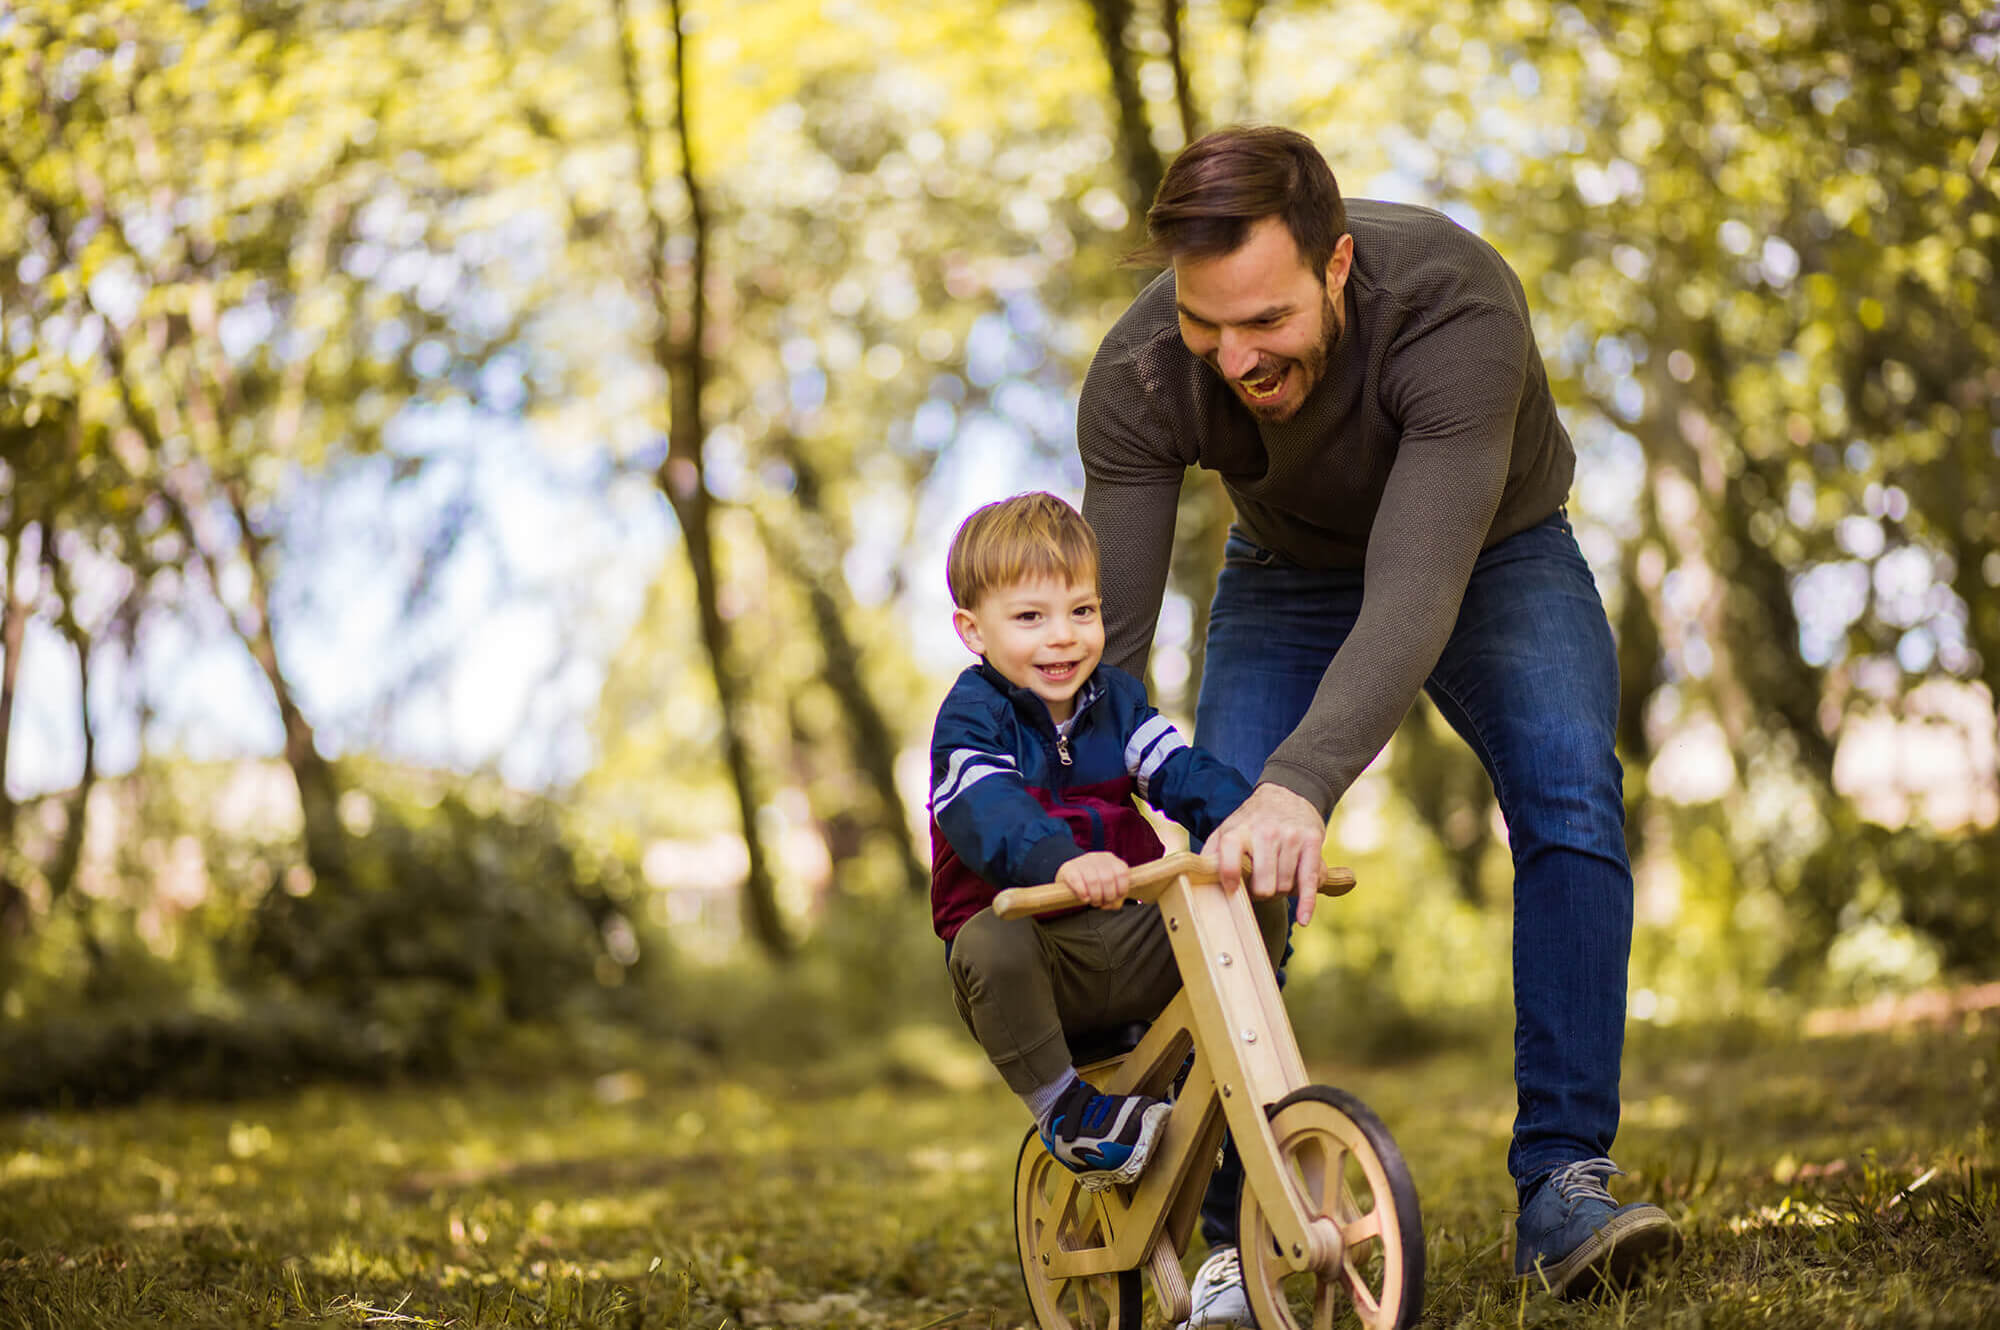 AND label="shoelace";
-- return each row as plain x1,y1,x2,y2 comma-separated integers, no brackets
1197,1244,1242,1288
1546,1156,1623,1207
